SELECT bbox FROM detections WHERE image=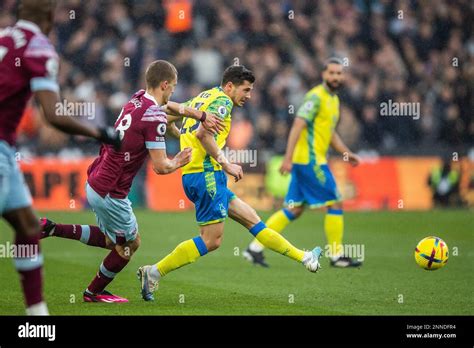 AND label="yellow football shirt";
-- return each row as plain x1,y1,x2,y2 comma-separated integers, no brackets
293,84,340,165
180,86,233,174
